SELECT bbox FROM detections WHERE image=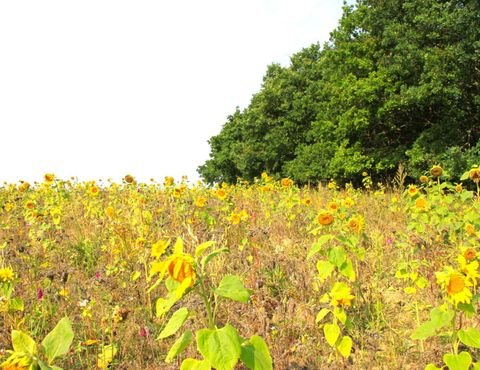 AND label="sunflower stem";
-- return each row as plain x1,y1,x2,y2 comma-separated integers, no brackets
197,272,215,329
